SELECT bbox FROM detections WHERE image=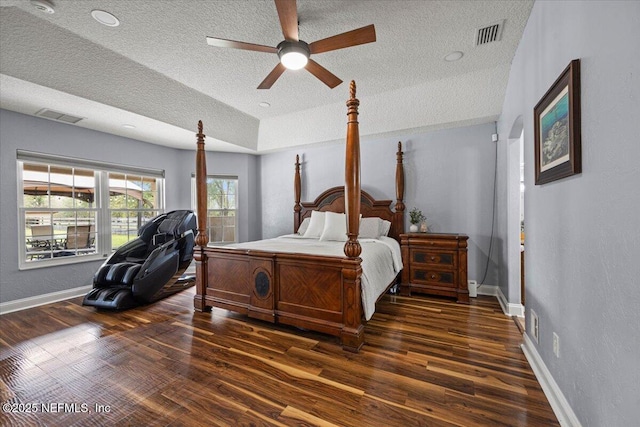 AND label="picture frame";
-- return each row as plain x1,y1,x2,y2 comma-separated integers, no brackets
534,59,581,185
